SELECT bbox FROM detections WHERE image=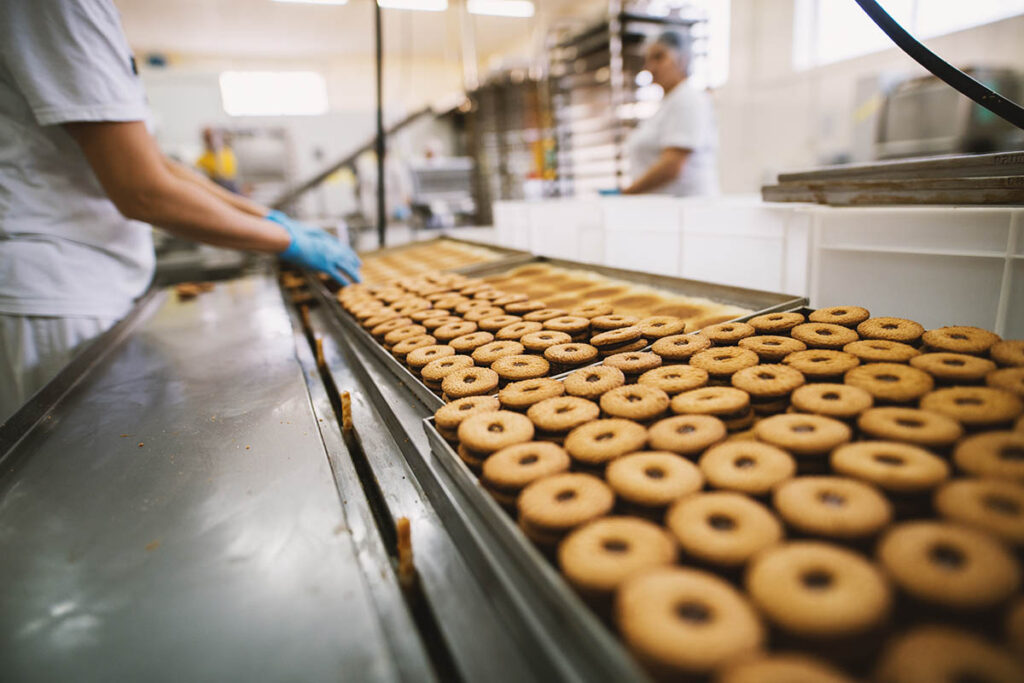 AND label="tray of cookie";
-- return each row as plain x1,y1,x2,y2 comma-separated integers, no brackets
325,258,807,415
421,303,1024,682
355,236,534,284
